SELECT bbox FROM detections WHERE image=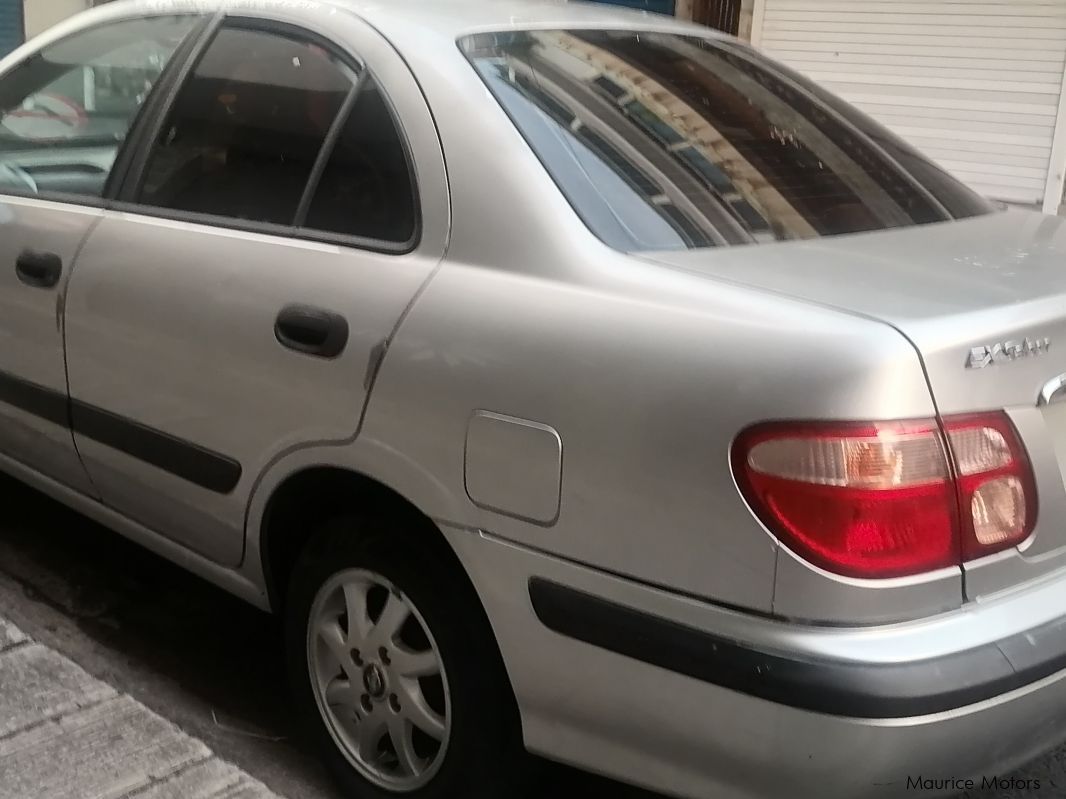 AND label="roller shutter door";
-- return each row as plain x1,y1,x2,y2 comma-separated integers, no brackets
756,0,1066,206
